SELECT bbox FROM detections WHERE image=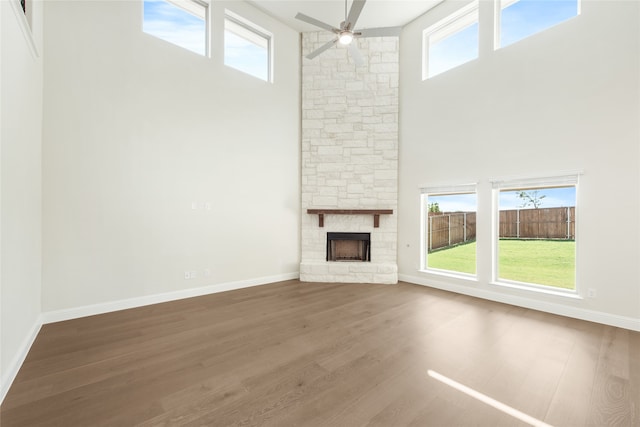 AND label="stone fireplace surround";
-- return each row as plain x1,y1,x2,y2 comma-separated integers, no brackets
300,212,397,284
299,32,399,284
